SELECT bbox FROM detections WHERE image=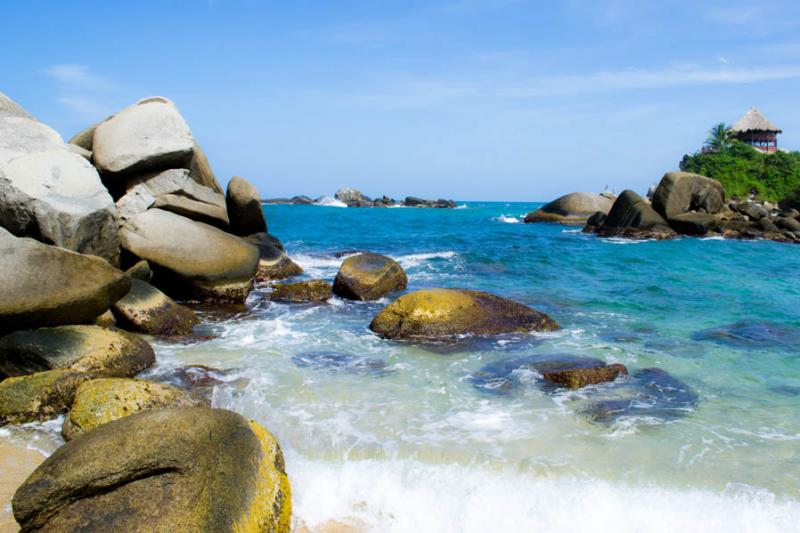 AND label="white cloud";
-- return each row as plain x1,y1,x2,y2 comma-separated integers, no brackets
43,64,111,90
57,96,108,118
